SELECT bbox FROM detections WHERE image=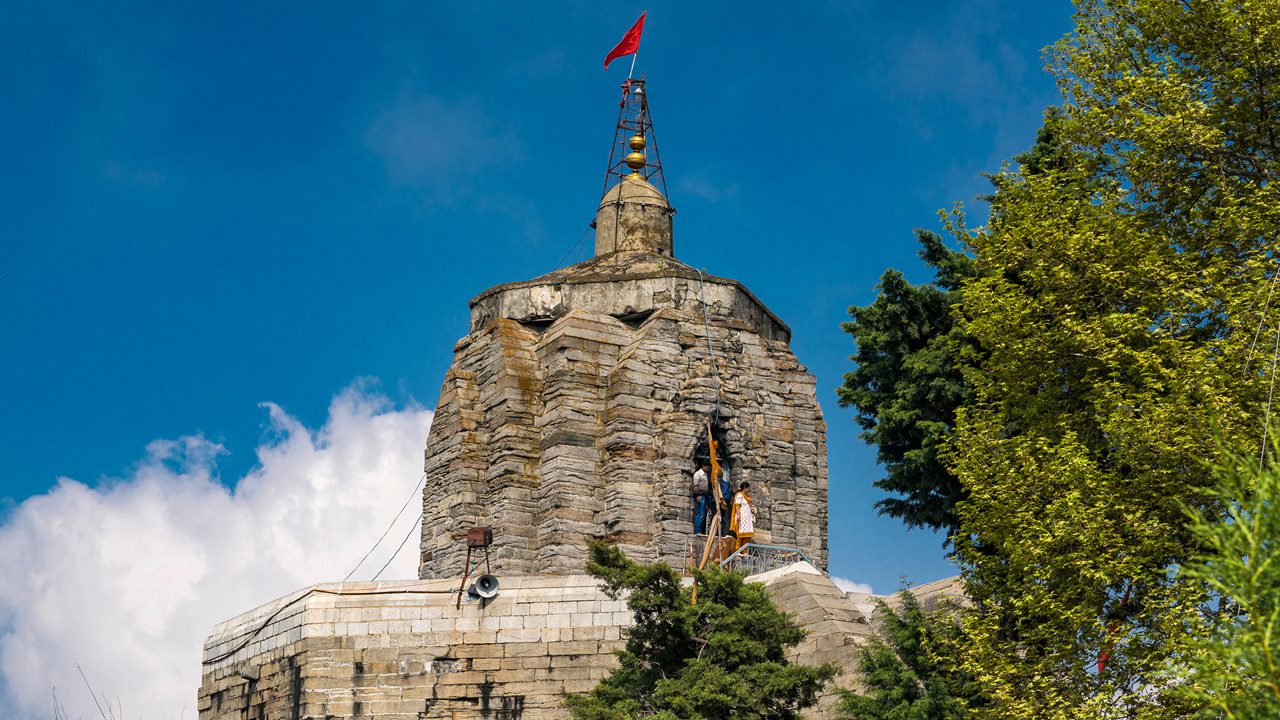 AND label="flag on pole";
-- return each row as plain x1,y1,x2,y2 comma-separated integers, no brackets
604,12,646,70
